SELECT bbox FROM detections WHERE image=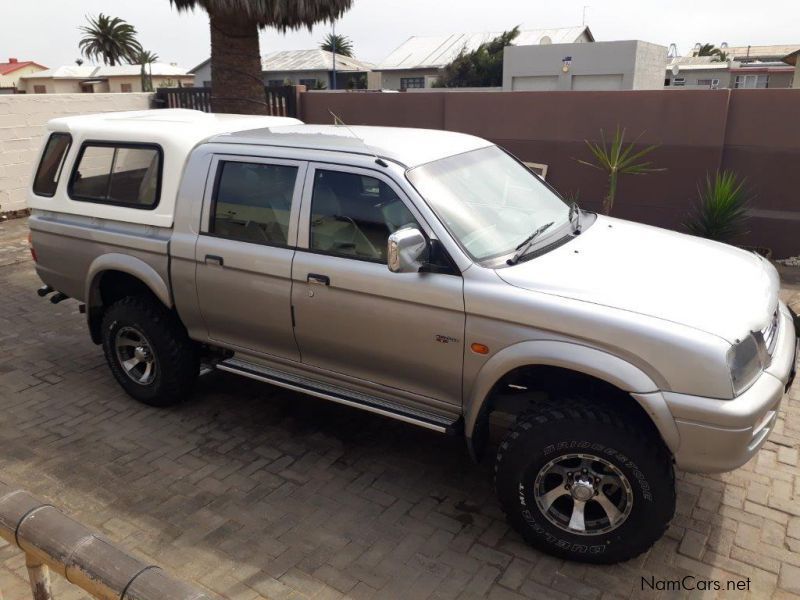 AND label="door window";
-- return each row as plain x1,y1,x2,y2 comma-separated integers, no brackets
309,169,418,262
210,161,298,246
